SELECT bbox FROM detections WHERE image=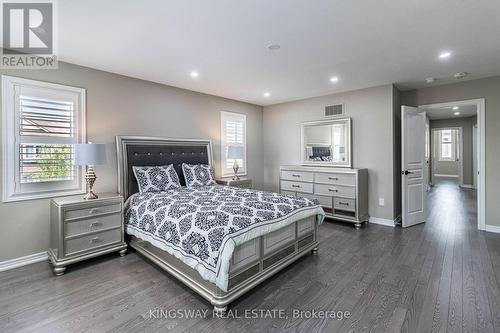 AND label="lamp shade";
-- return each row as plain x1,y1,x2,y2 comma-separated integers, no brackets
227,146,244,159
75,143,107,166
